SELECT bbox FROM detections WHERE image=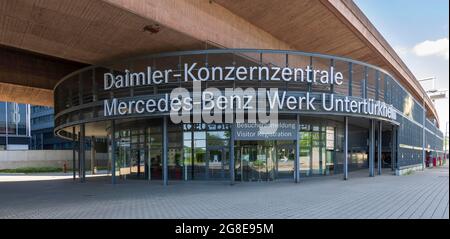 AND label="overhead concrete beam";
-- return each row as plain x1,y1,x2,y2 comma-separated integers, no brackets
0,46,84,106
0,82,53,106
102,0,295,51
